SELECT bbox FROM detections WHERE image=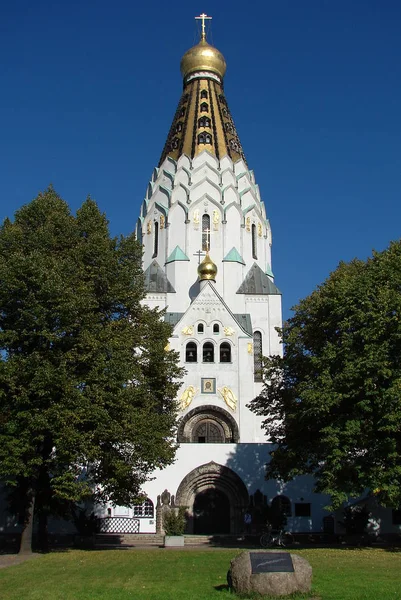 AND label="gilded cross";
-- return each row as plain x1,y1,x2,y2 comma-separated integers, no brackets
203,227,212,252
193,250,206,264
195,13,212,41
